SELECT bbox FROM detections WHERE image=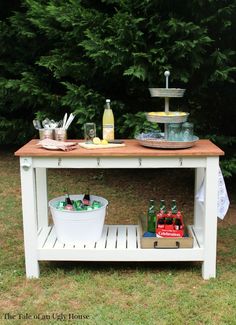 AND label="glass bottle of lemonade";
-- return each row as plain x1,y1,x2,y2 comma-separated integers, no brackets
102,99,114,140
